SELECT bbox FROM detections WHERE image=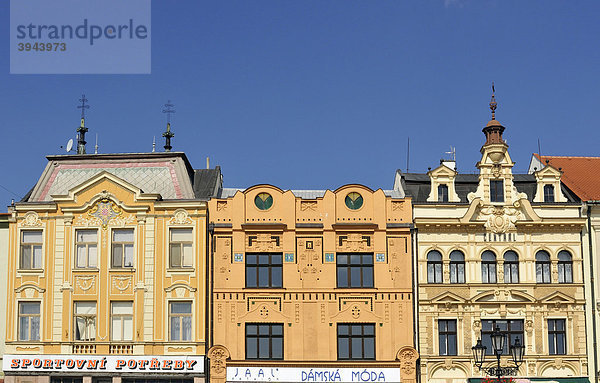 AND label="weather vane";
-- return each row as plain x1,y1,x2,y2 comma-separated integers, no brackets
489,82,497,119
78,94,90,119
162,100,175,124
